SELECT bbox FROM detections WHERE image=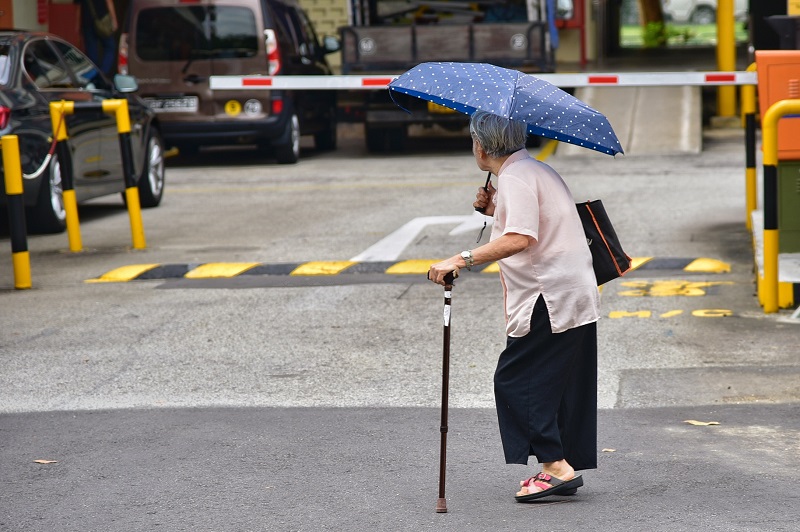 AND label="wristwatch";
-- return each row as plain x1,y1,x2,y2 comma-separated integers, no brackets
460,250,474,271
